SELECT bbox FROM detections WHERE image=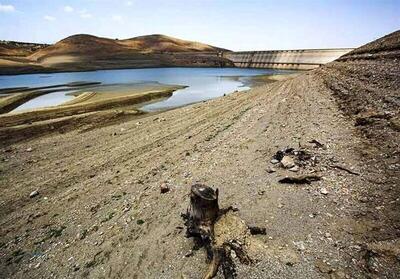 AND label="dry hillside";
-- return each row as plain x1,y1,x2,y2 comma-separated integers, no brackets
29,34,228,62
0,41,48,57
0,34,232,75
